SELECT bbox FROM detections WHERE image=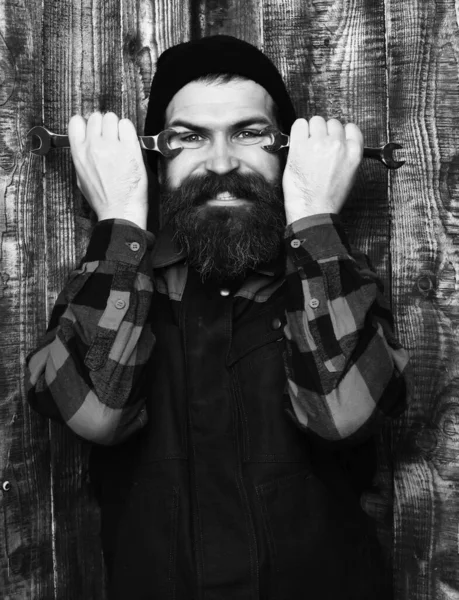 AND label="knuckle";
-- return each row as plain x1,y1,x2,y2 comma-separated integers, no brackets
330,139,342,151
